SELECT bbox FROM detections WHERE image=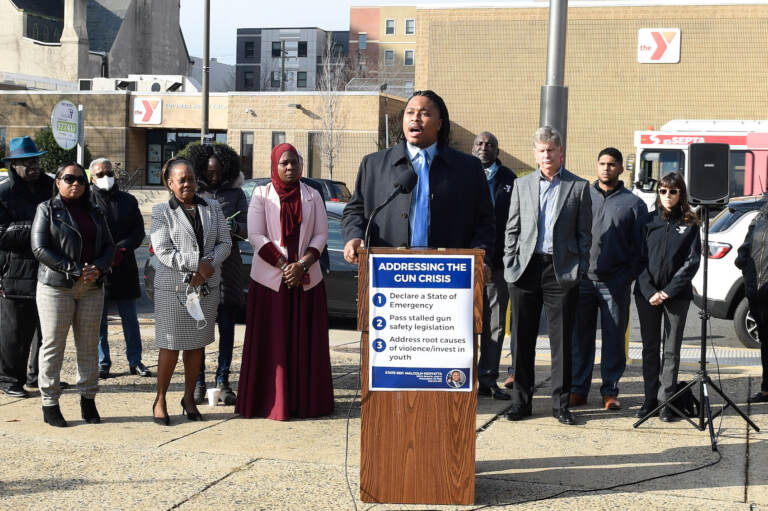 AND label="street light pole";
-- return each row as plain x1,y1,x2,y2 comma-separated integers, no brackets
201,0,210,144
540,0,569,154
